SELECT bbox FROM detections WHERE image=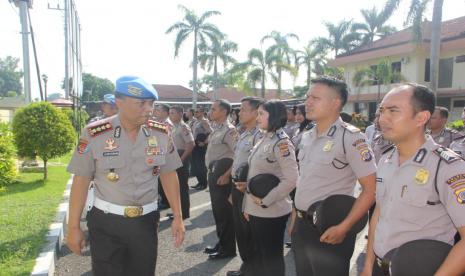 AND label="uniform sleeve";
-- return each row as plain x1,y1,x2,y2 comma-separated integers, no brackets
159,134,183,174
438,160,465,228
182,125,194,144
224,127,239,152
67,128,95,178
261,139,299,206
202,120,213,134
345,132,377,179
